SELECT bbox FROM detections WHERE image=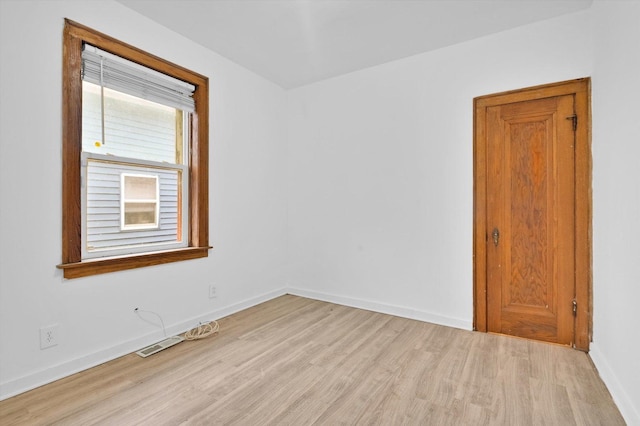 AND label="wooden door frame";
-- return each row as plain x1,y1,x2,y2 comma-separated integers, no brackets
473,78,592,351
